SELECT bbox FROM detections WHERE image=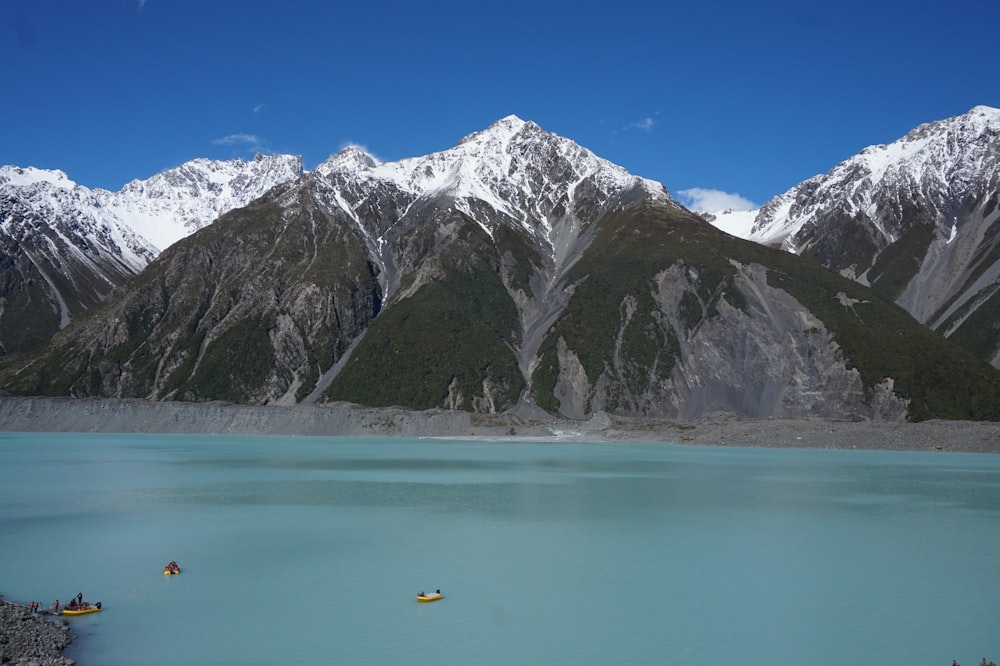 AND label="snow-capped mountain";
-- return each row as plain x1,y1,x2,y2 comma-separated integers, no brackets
313,115,673,252
8,116,998,422
0,154,302,352
317,115,672,226
111,154,304,251
745,105,1000,366
1,165,157,271
311,115,675,304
